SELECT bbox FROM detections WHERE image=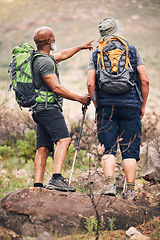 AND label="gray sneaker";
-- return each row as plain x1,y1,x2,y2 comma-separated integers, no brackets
95,183,116,196
46,176,76,192
123,190,135,200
